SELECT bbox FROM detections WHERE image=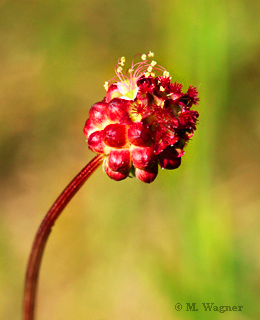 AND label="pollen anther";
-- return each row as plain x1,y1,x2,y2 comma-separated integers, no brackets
104,81,109,91
163,71,170,77
147,66,153,73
